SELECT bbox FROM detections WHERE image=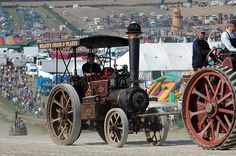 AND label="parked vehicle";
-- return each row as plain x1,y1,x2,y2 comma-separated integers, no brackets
25,63,38,76
36,77,52,96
